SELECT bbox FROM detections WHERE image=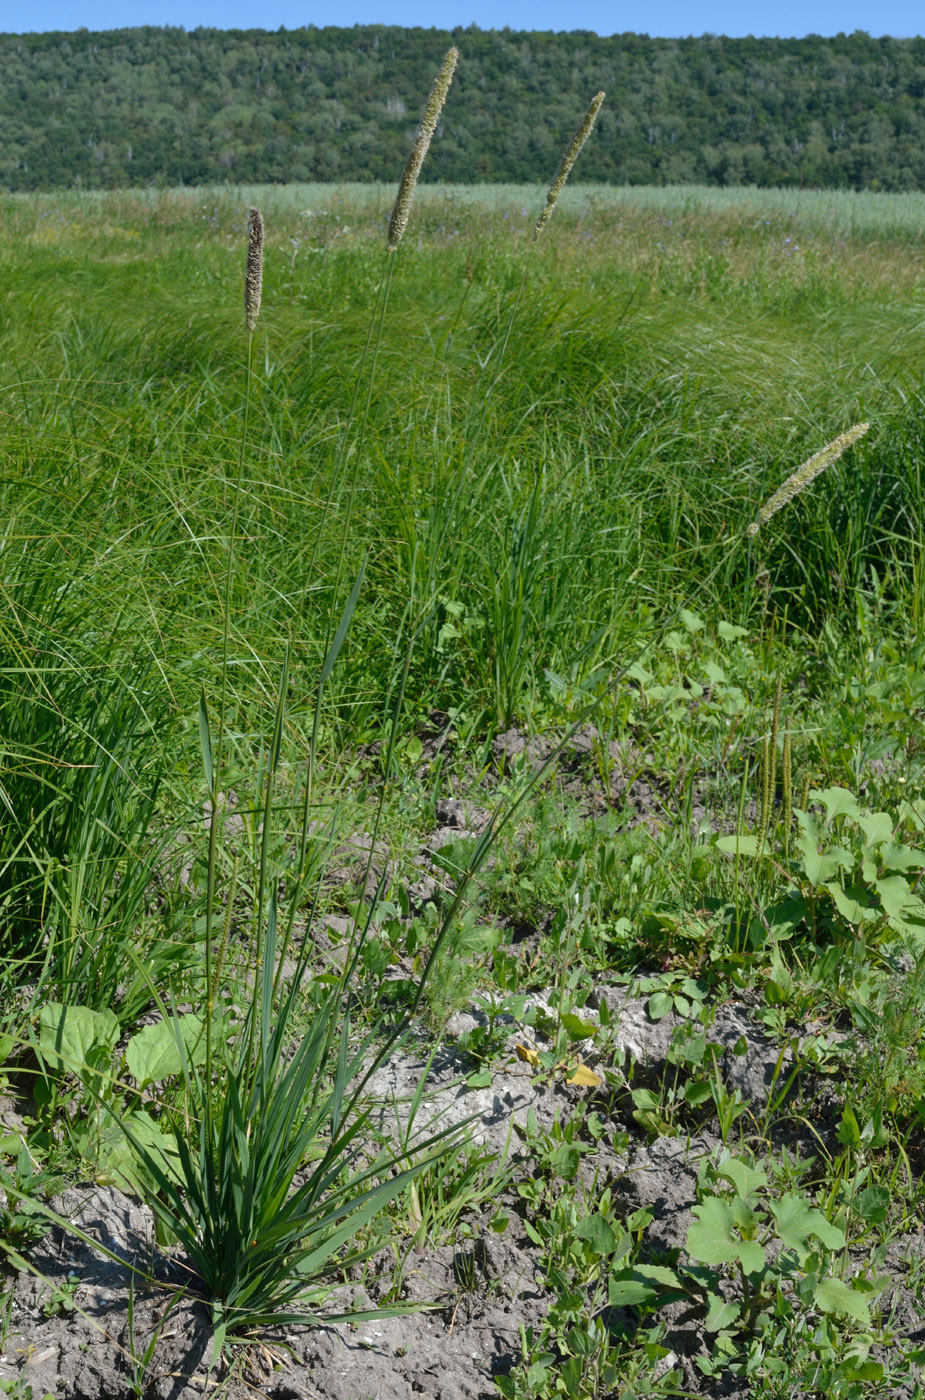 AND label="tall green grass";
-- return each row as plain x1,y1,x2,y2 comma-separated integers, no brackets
1,182,923,881
6,183,922,751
